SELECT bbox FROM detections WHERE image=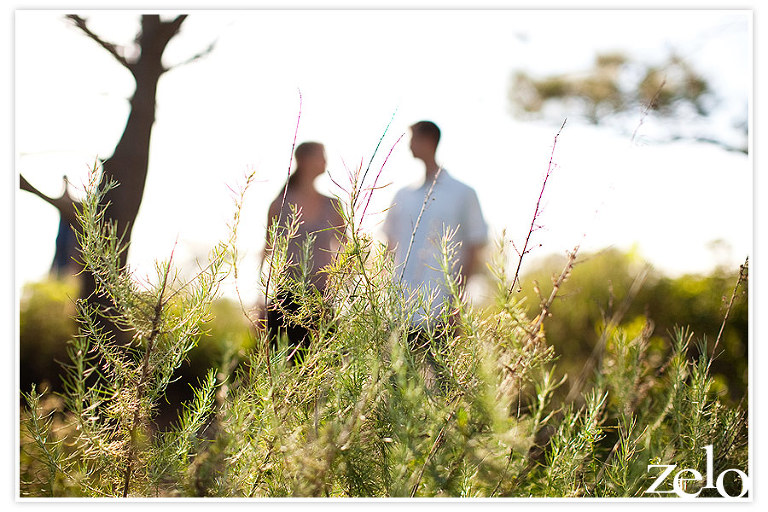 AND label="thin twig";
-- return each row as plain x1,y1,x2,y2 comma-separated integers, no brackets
706,257,748,375
630,78,666,145
345,140,398,319
410,398,462,497
491,448,516,497
509,118,567,294
399,166,444,283
526,245,579,347
263,90,303,304
355,109,398,211
594,419,643,485
502,246,579,390
167,39,218,71
359,133,404,227
262,90,303,381
228,173,257,315
122,242,176,497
